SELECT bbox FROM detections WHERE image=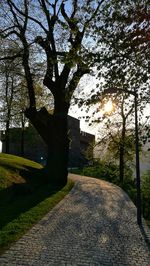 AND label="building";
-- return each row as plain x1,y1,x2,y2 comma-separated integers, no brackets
0,116,95,167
